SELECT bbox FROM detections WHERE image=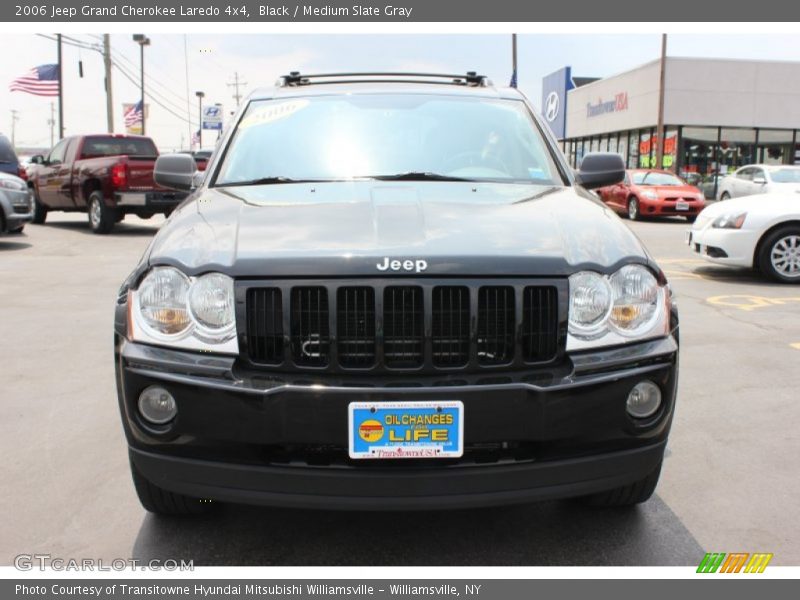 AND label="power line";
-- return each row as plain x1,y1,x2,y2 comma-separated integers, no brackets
112,60,195,126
